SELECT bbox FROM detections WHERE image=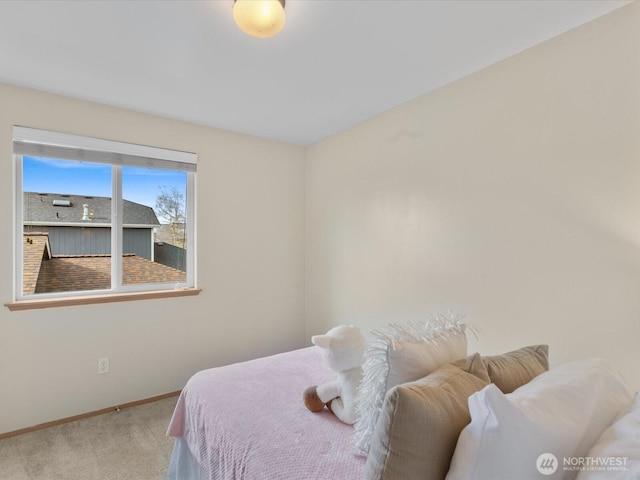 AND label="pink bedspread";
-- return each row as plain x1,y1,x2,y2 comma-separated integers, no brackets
167,347,366,480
